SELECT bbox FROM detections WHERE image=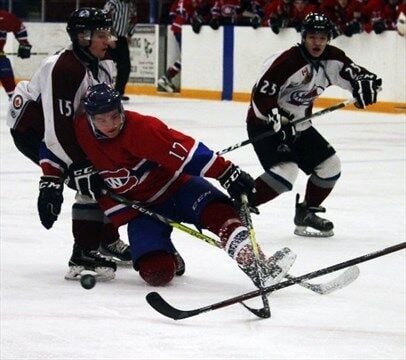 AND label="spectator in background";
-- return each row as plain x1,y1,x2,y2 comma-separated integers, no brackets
362,0,401,34
321,0,363,37
104,0,137,101
263,0,295,33
288,0,318,31
209,0,264,29
0,10,31,98
157,0,214,93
